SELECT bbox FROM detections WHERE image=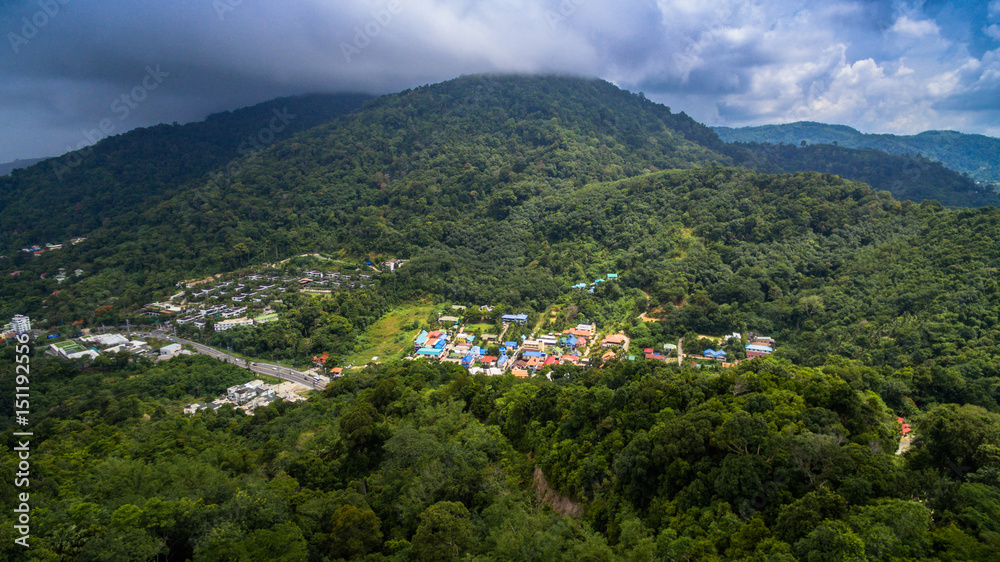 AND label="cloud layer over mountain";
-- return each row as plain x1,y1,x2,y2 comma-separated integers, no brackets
1,0,998,162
